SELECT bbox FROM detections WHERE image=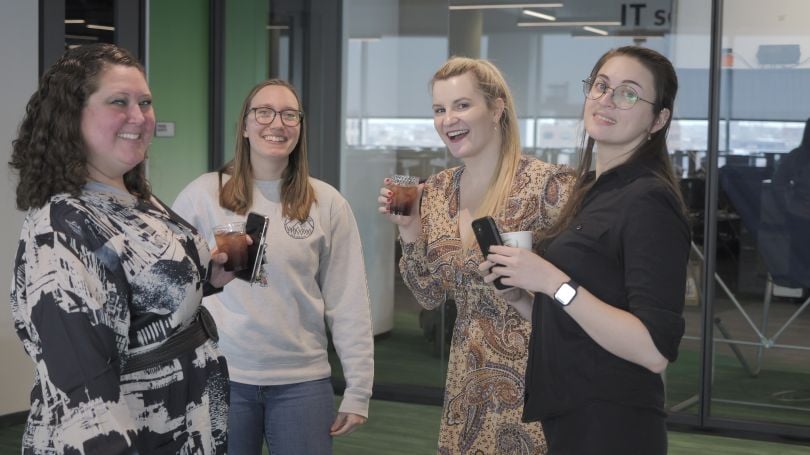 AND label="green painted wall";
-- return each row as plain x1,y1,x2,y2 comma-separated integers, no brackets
147,0,209,204
147,0,267,203
223,0,269,160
